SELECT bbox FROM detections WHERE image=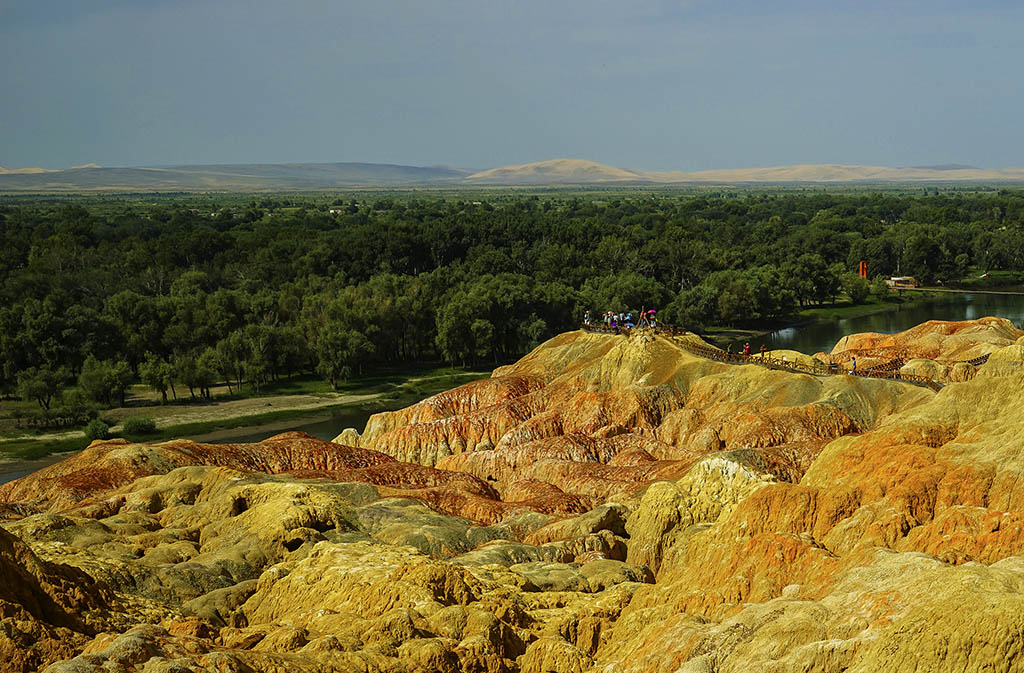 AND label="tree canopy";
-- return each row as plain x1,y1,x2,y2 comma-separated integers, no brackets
2,189,1022,411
